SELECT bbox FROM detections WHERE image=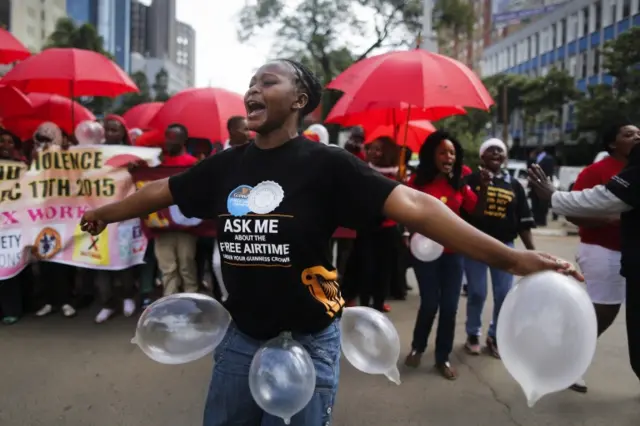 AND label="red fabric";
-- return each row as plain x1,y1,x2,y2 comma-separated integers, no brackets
122,102,164,129
326,50,494,111
1,93,95,139
0,28,30,64
0,48,138,97
325,96,465,134
462,165,472,177
162,153,197,166
134,129,164,148
364,121,435,153
572,156,624,252
0,84,33,118
148,88,245,141
303,131,320,142
409,174,477,253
